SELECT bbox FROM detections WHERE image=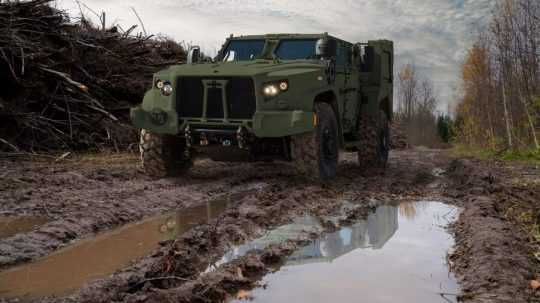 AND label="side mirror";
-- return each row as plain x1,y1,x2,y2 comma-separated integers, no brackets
359,45,366,65
187,46,201,64
315,38,337,59
351,44,362,66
